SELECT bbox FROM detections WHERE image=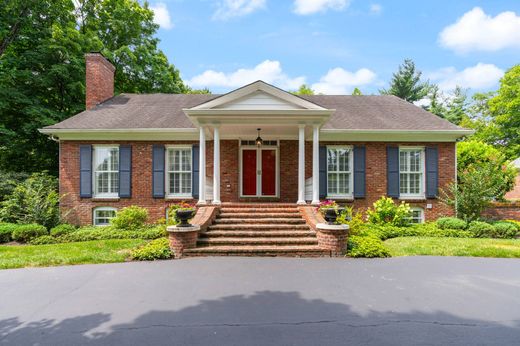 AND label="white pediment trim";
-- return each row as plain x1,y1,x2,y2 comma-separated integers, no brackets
189,80,327,111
